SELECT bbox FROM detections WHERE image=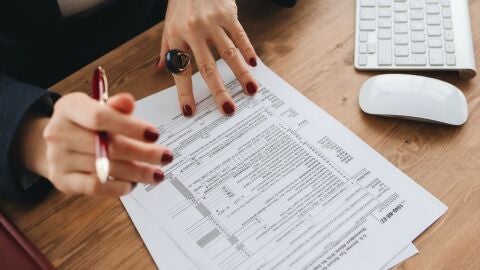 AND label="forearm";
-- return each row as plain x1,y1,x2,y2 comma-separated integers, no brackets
0,72,59,200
